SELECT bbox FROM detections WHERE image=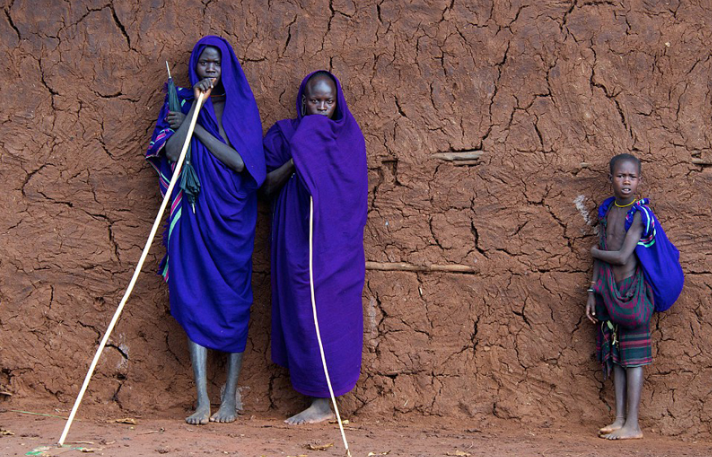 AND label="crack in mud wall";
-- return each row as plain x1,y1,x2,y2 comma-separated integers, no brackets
1,0,711,438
